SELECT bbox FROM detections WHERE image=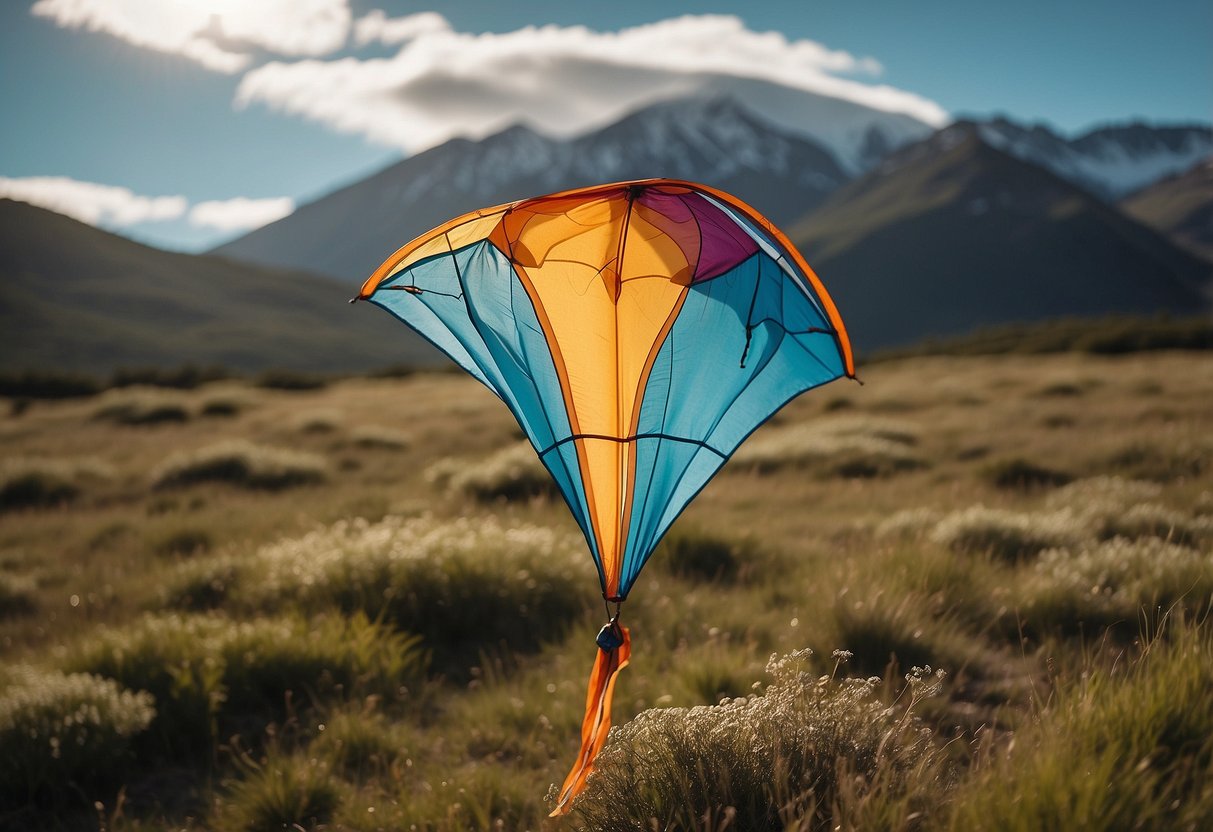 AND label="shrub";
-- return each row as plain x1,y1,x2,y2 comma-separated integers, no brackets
654,527,761,582
428,442,559,501
347,425,410,450
160,555,243,609
1015,539,1213,638
1044,476,1162,512
1102,440,1212,483
0,370,101,399
254,370,328,391
0,573,38,618
199,393,249,418
293,410,341,434
931,506,1086,562
92,389,191,425
150,440,328,491
733,420,926,478
240,515,590,672
982,458,1073,490
572,649,944,831
109,365,229,390
66,613,424,761
151,526,214,557
874,508,944,540
1096,503,1213,546
0,666,155,806
0,457,111,511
